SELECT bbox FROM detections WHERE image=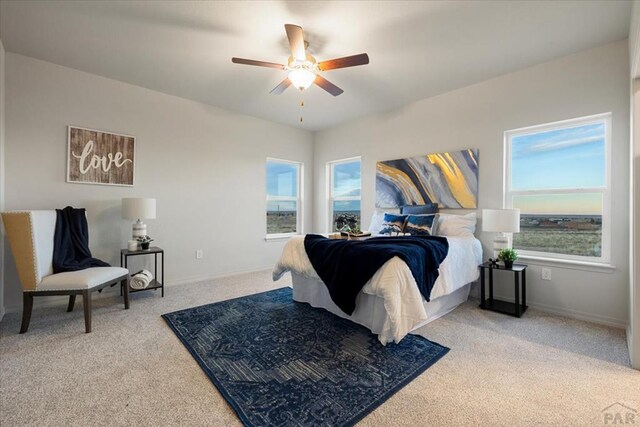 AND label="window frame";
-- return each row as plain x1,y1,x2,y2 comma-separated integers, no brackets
503,113,612,264
327,156,362,232
265,157,303,239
